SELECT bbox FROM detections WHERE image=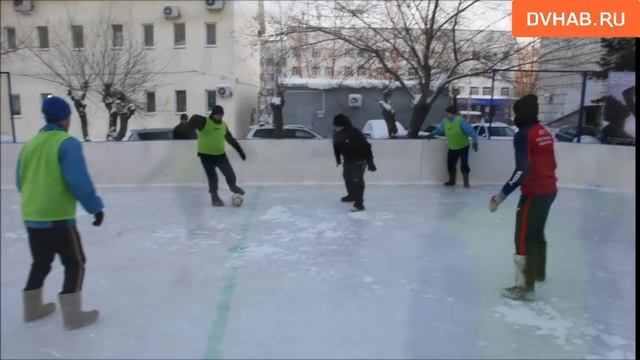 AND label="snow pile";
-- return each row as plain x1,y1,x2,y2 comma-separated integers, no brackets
378,100,393,112
269,97,282,106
